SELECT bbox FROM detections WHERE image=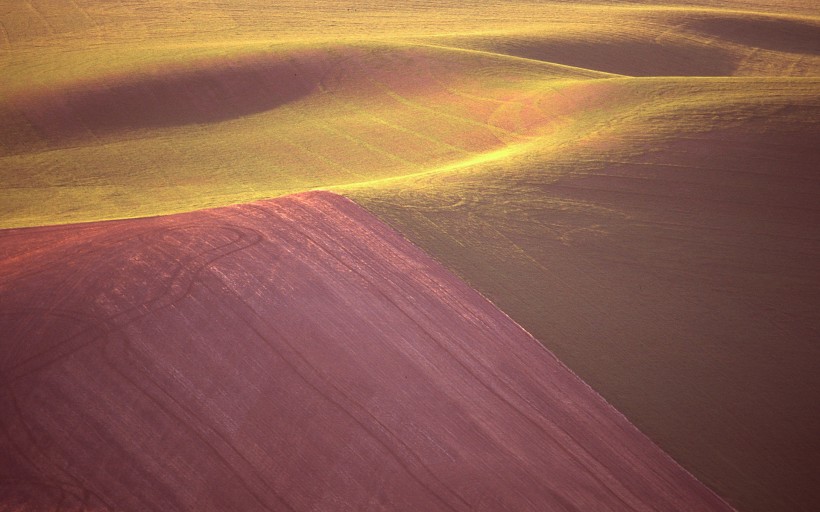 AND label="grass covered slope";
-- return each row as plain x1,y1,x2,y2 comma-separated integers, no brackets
0,42,609,227
1,1,818,228
0,191,734,511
